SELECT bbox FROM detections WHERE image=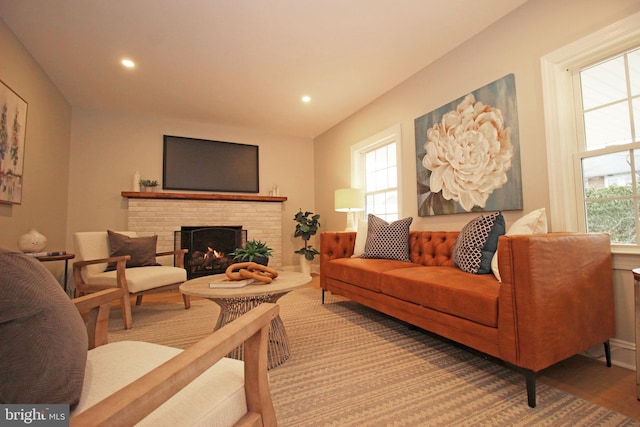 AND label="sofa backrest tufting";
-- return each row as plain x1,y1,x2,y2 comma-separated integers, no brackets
408,231,459,267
